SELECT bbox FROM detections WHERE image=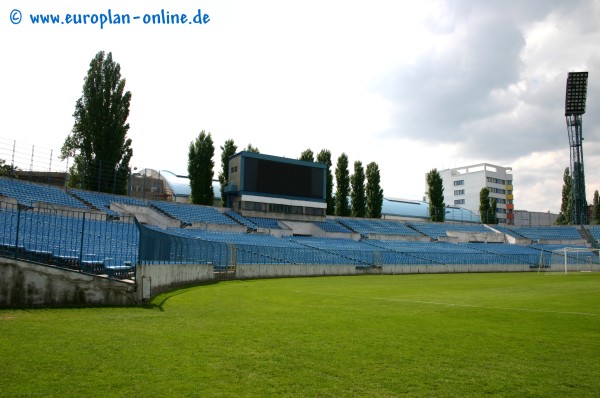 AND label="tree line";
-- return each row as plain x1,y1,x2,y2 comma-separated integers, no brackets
556,167,600,225
188,132,384,218
57,50,600,225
